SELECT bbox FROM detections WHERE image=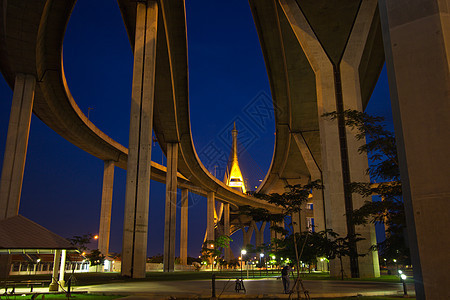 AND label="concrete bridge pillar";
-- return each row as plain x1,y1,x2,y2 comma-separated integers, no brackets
206,191,215,246
254,221,266,247
270,219,284,243
292,133,325,232
179,189,188,265
164,142,178,272
242,221,255,248
291,211,304,234
0,74,36,220
122,0,158,279
379,0,450,298
279,0,379,278
223,203,231,261
339,0,381,279
98,160,115,257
